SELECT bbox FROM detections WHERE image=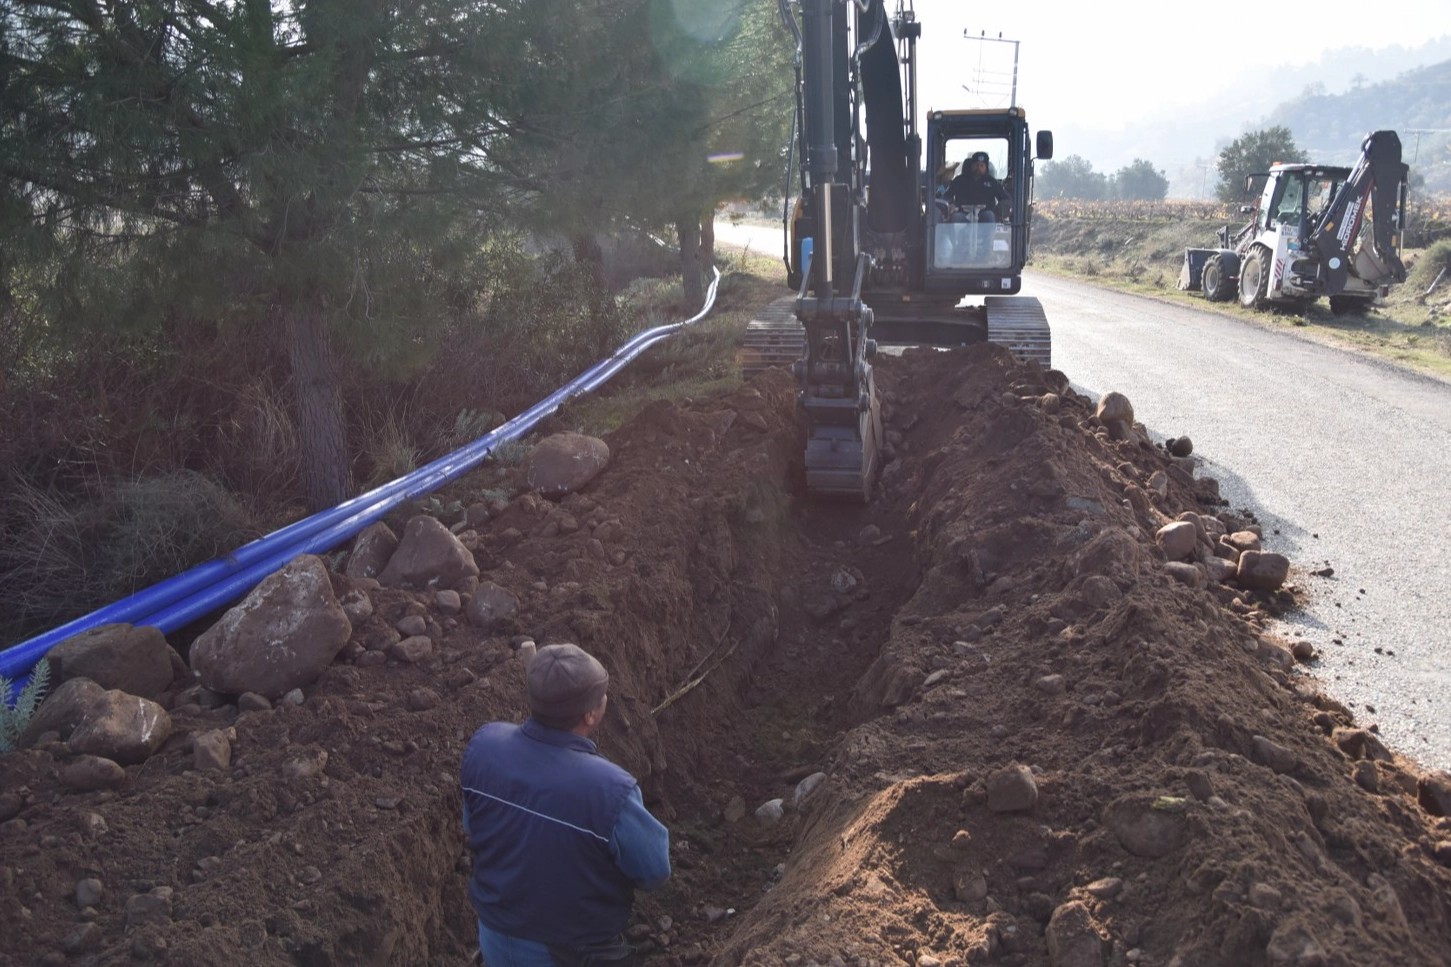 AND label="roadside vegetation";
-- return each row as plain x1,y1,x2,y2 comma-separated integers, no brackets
0,2,794,649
